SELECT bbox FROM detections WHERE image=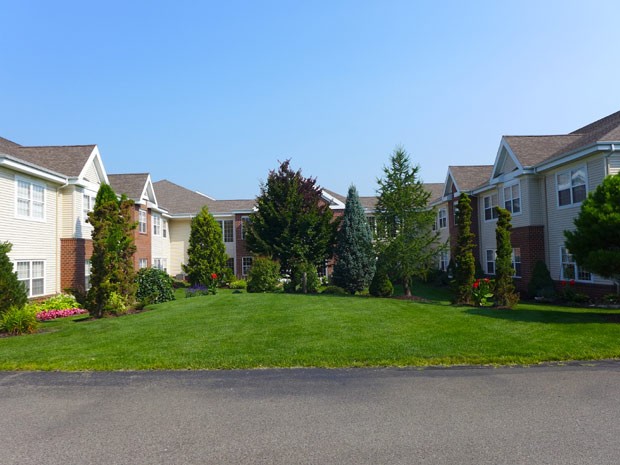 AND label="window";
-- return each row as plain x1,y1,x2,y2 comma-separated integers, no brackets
512,248,522,278
557,167,587,207
217,220,234,242
453,202,459,225
226,257,235,273
153,258,167,272
138,258,148,269
16,260,45,297
16,179,45,220
139,210,147,234
163,220,168,238
484,193,499,221
560,246,591,281
153,214,161,236
367,216,376,234
83,194,95,221
486,250,496,275
503,183,521,214
85,260,92,290
439,251,449,272
242,256,253,276
438,208,447,229
240,216,251,240
317,261,328,278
